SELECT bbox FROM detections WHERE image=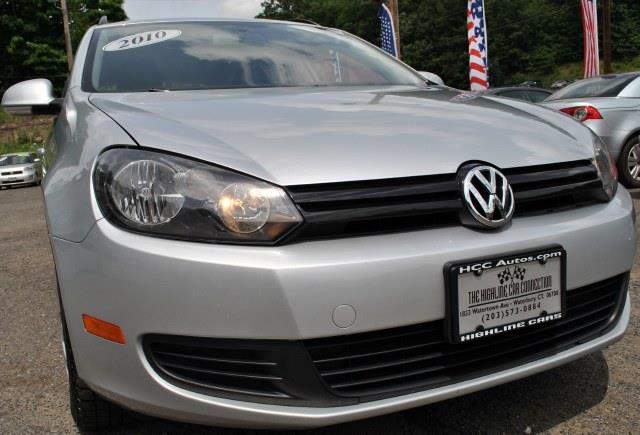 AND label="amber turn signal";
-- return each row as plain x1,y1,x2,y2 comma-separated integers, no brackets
82,314,126,344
